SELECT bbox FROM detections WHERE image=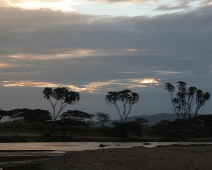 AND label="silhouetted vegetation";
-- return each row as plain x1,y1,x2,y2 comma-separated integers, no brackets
0,109,10,122
95,112,110,127
42,87,80,136
0,82,211,142
0,108,52,123
57,110,94,137
7,109,52,123
105,89,139,137
105,89,139,123
164,81,210,121
151,116,212,141
112,118,149,137
193,114,212,126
